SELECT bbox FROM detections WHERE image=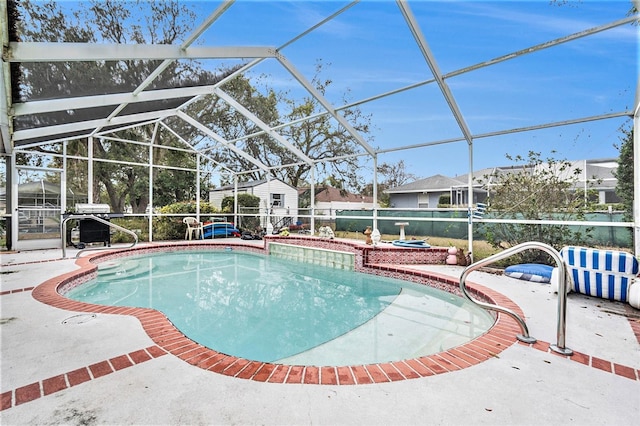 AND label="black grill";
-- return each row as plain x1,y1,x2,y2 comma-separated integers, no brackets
78,218,111,246
65,204,123,248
